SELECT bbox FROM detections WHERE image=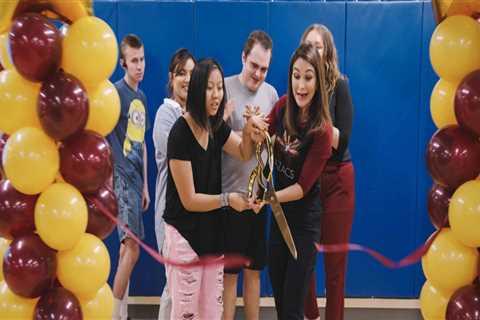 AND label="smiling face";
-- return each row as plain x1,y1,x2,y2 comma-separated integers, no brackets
291,57,317,111
170,58,195,107
205,68,224,117
240,43,271,92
